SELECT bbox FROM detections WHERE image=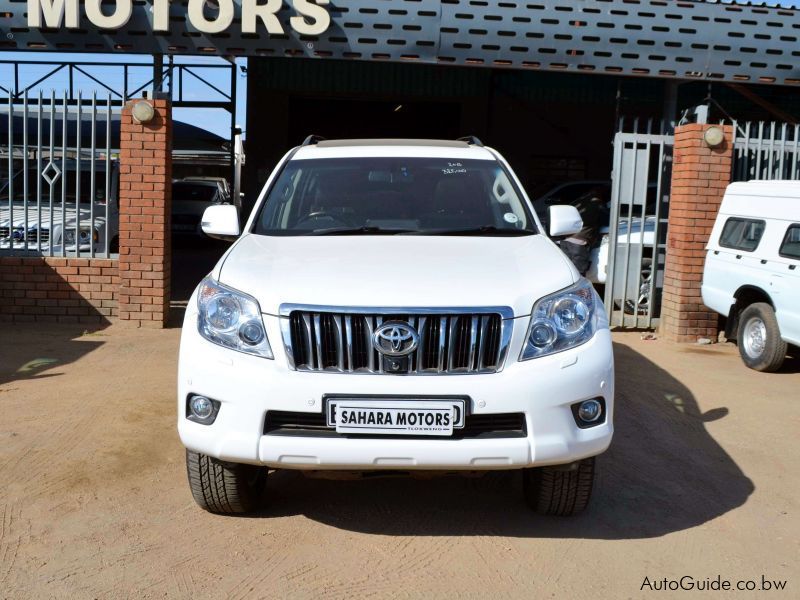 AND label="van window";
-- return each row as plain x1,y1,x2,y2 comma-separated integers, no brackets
719,217,766,252
779,224,800,260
